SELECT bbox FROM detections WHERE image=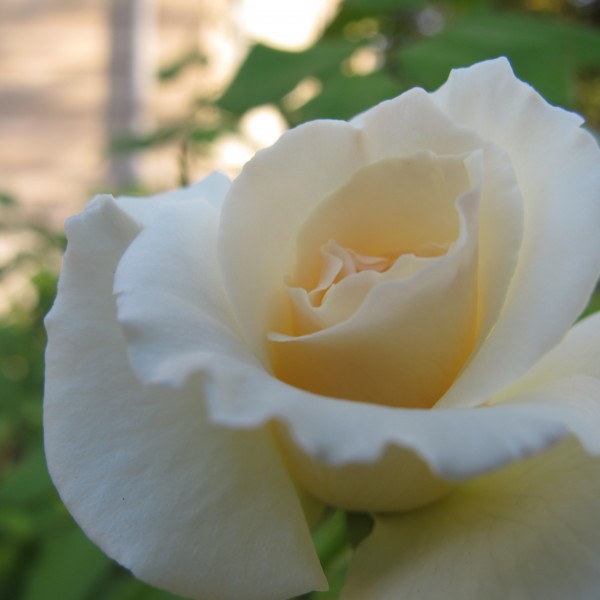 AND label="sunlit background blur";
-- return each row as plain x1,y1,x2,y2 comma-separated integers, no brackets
1,1,600,598
1,0,339,224
2,0,599,225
